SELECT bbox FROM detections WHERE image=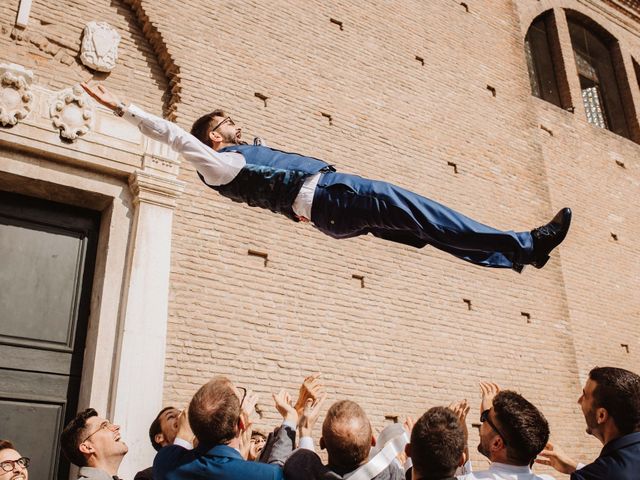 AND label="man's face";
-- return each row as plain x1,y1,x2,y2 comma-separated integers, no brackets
0,449,28,480
477,409,502,460
82,416,128,461
578,378,600,436
248,434,266,461
158,408,180,445
212,116,242,145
